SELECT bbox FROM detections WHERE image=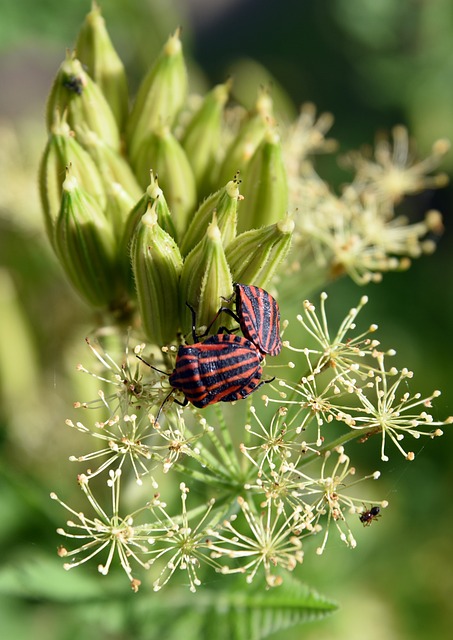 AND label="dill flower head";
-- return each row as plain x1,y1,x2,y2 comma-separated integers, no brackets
342,125,450,206
264,293,451,463
146,482,218,593
284,102,338,174
207,496,304,588
280,447,386,555
287,292,385,375
66,412,154,483
347,355,450,462
74,337,169,416
51,469,152,591
285,125,448,289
